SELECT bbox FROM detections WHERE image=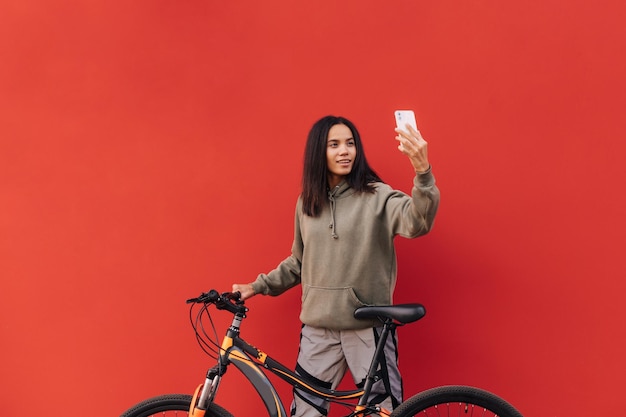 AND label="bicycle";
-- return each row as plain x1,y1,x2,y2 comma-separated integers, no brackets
120,290,523,417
